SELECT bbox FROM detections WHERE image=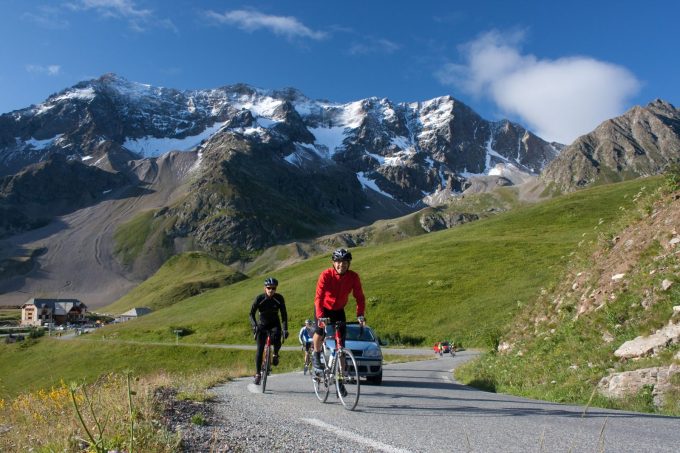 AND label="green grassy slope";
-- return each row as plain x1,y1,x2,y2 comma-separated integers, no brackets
92,177,660,348
243,188,522,276
456,178,680,415
103,251,246,314
1,177,663,401
0,338,277,397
